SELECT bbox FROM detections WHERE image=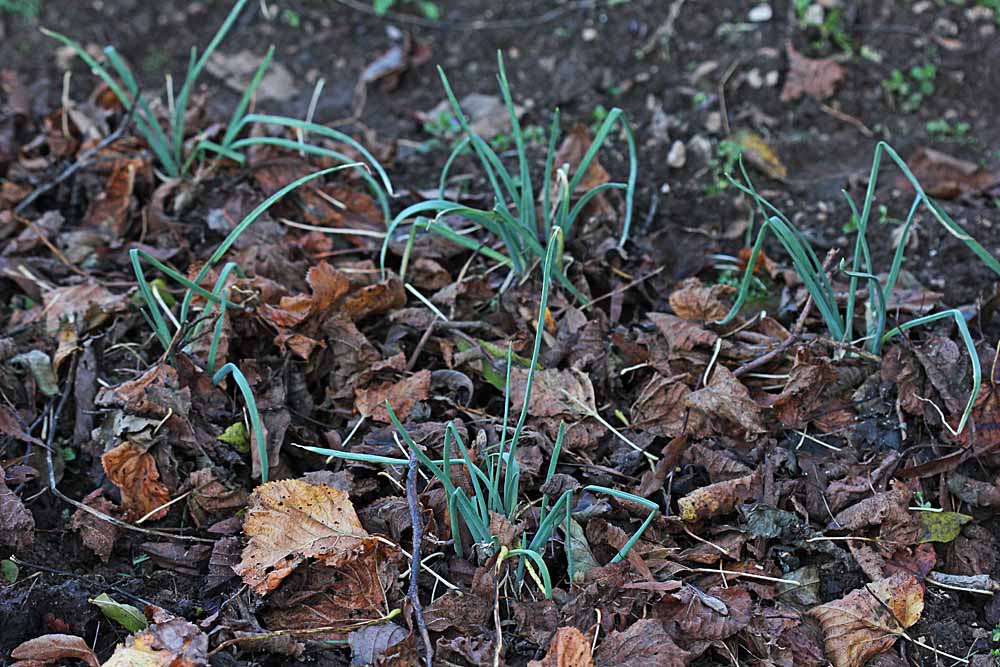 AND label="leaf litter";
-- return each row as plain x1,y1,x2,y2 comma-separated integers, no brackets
1,8,998,667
